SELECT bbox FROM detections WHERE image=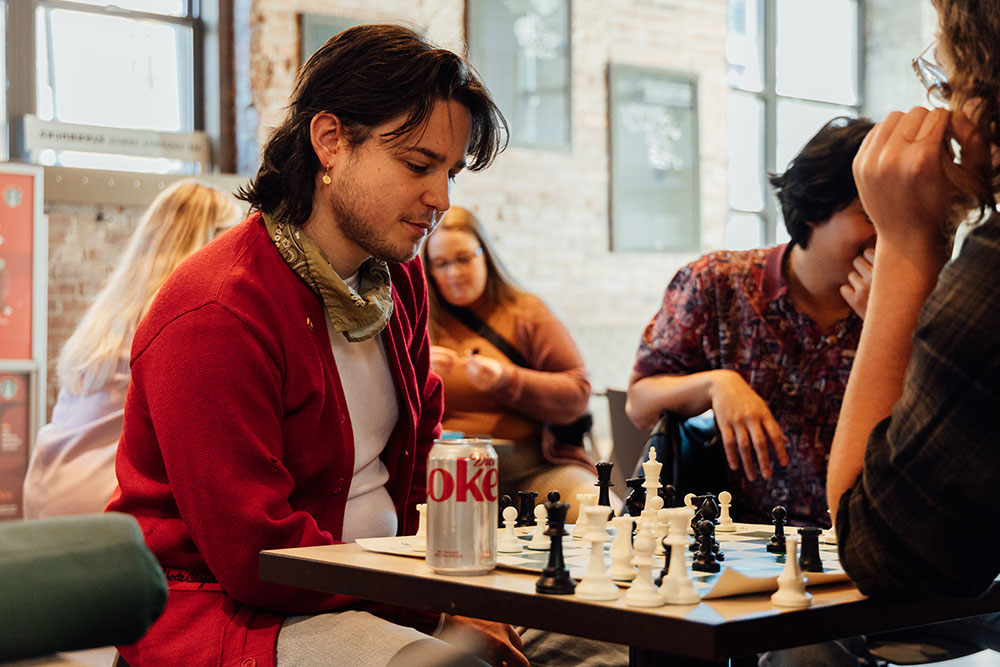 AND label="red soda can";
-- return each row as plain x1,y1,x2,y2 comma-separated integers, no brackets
426,438,498,574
